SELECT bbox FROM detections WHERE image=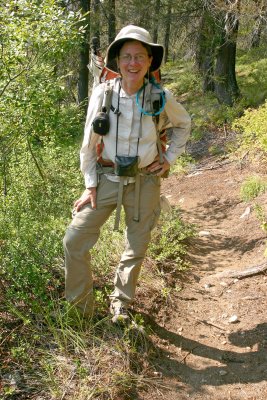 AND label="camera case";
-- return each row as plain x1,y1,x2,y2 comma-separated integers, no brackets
92,111,110,135
114,155,139,177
